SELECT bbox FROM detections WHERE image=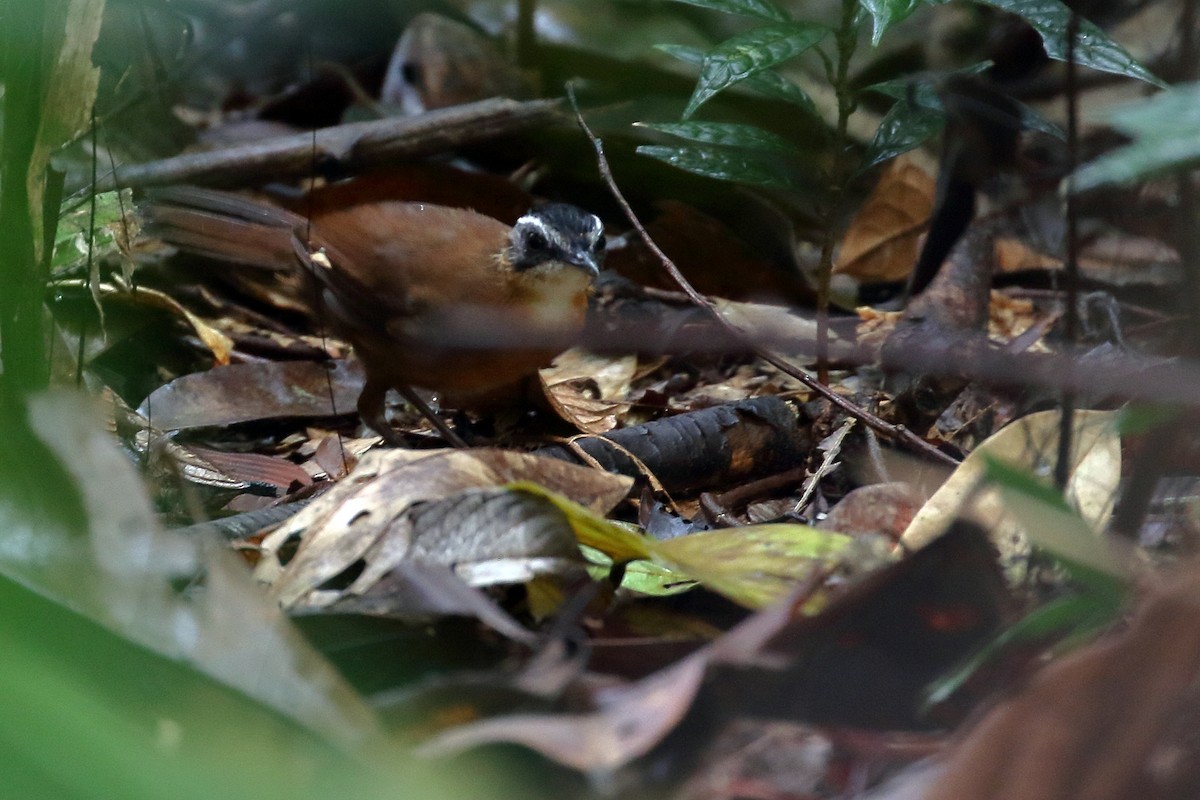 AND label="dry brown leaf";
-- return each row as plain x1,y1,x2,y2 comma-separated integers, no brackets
995,233,1181,287
856,292,1048,352
541,349,638,434
994,237,1060,273
924,559,1200,800
256,449,632,608
418,584,801,771
138,360,364,430
836,154,936,283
